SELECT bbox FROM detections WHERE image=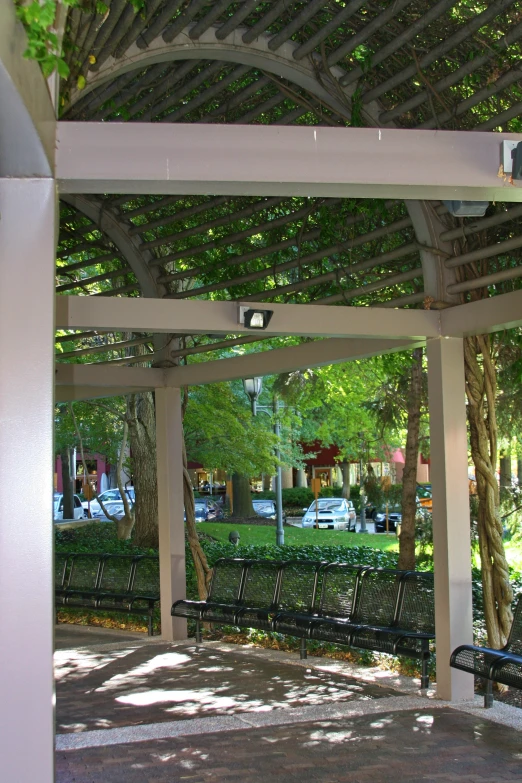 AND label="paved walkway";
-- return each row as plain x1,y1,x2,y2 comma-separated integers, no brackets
55,625,522,783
